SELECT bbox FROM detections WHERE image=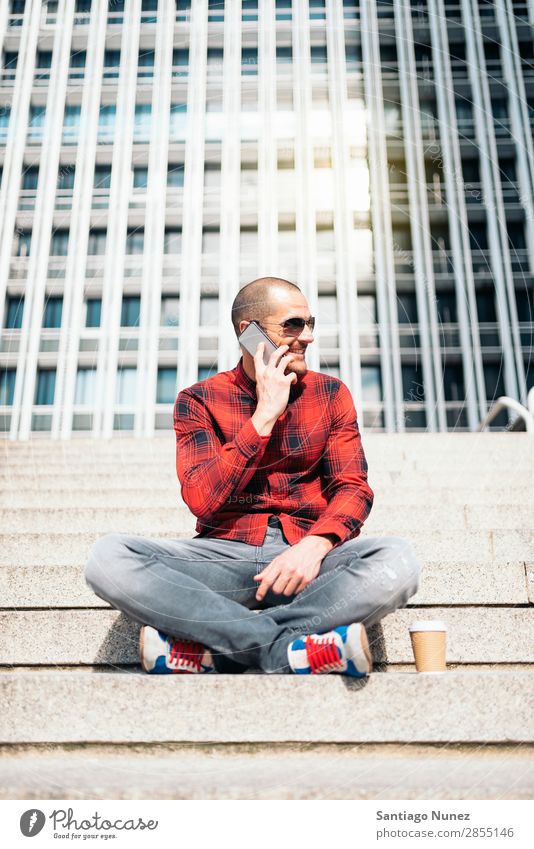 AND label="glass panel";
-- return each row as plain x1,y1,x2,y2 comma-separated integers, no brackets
35,369,56,405
43,297,63,328
160,296,180,326
115,367,137,404
121,296,141,326
85,298,101,327
156,367,177,403
0,370,16,405
4,296,24,328
74,368,96,404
